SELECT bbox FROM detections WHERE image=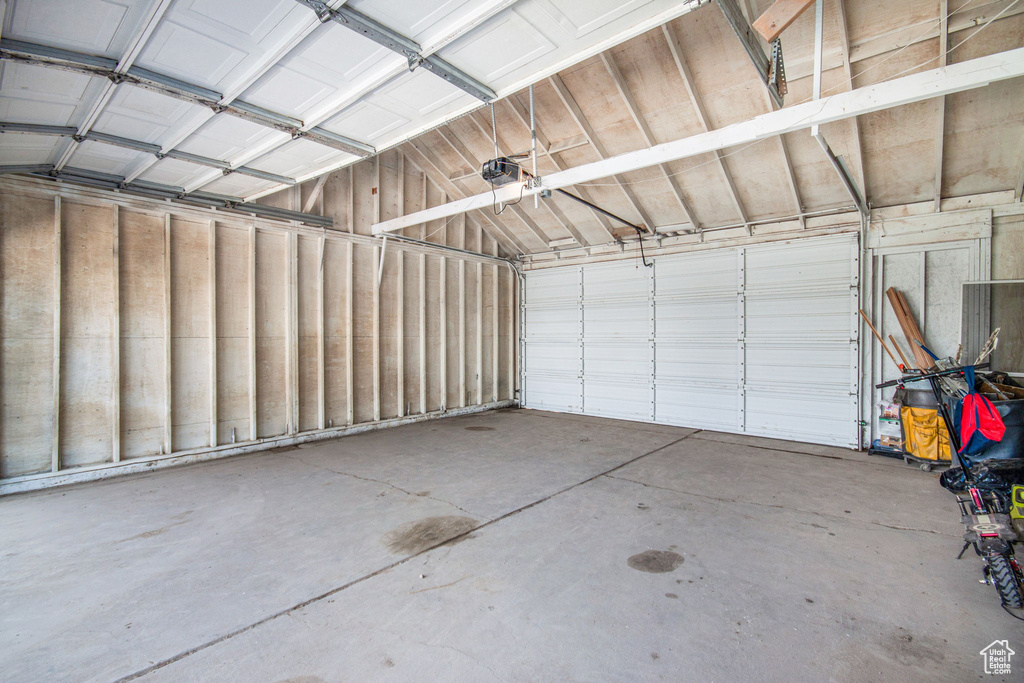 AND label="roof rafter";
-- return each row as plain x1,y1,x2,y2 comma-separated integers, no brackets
461,108,592,247
600,51,700,232
548,73,657,233
370,46,1024,234
661,24,750,226
403,139,528,255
